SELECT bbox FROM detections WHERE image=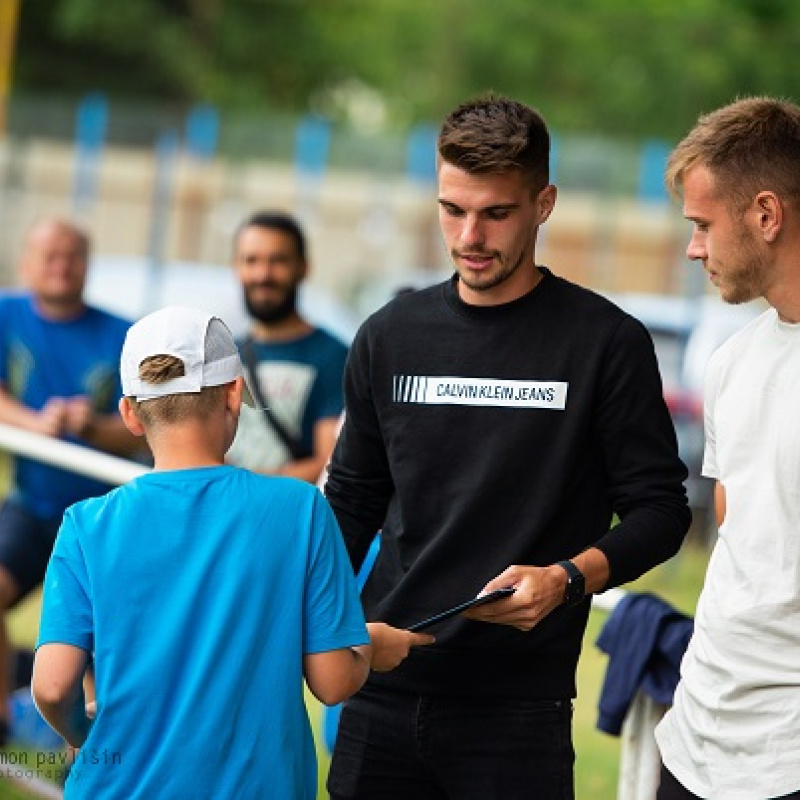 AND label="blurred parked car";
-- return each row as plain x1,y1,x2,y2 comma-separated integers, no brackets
351,266,452,319
608,292,763,540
